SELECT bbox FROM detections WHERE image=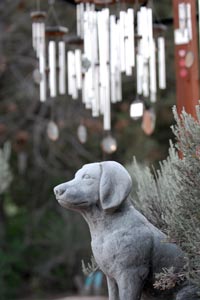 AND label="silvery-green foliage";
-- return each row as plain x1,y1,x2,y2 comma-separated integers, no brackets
128,106,200,286
81,256,99,276
128,142,180,230
0,142,12,194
